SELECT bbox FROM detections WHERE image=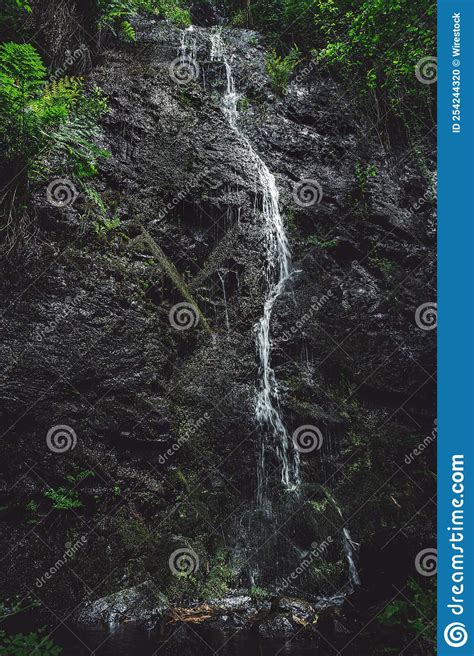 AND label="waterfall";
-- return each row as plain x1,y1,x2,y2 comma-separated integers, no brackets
209,28,300,502
327,492,361,590
180,25,198,64
218,270,230,332
342,528,361,589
